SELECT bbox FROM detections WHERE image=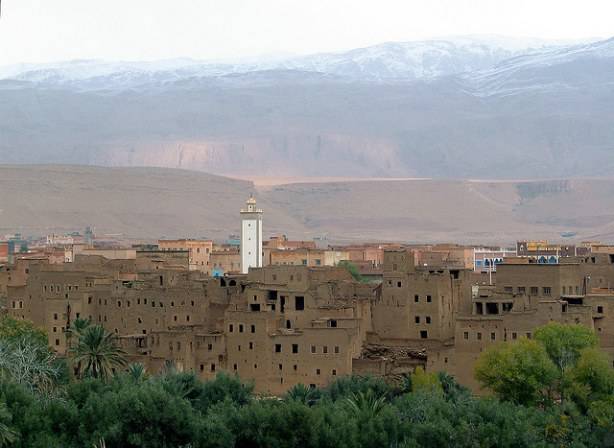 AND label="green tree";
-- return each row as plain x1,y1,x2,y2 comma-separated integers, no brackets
474,338,557,406
284,383,320,406
338,261,366,283
534,322,597,374
0,337,60,394
565,348,614,414
0,402,17,447
411,367,443,395
0,316,47,347
70,325,127,380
